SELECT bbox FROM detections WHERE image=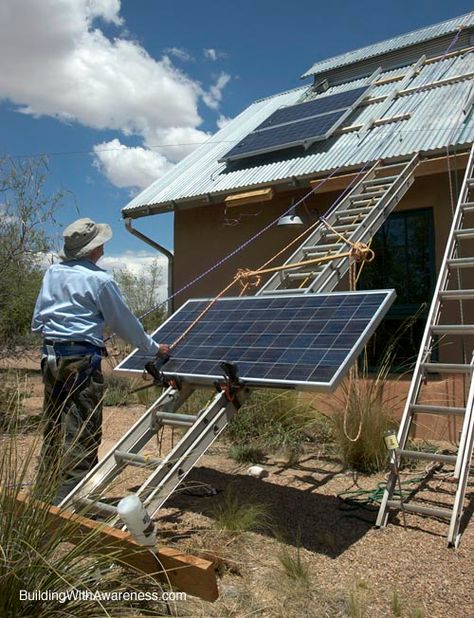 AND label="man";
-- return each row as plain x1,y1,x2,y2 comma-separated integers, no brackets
32,217,169,504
